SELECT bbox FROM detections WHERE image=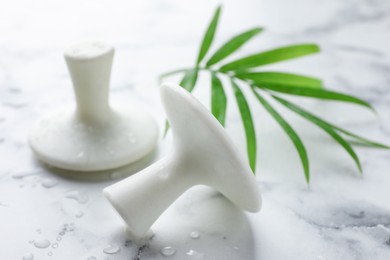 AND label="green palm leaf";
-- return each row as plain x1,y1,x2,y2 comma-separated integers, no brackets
220,44,320,72
211,73,227,125
206,27,263,66
160,5,385,182
256,85,372,110
231,79,257,172
273,96,389,149
253,89,310,183
235,71,323,89
197,6,222,64
273,96,362,172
